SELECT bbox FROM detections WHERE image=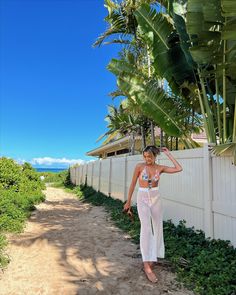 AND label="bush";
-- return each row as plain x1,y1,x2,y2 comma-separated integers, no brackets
38,169,71,186
0,234,9,269
0,189,44,232
0,157,45,269
0,157,45,193
0,158,22,191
